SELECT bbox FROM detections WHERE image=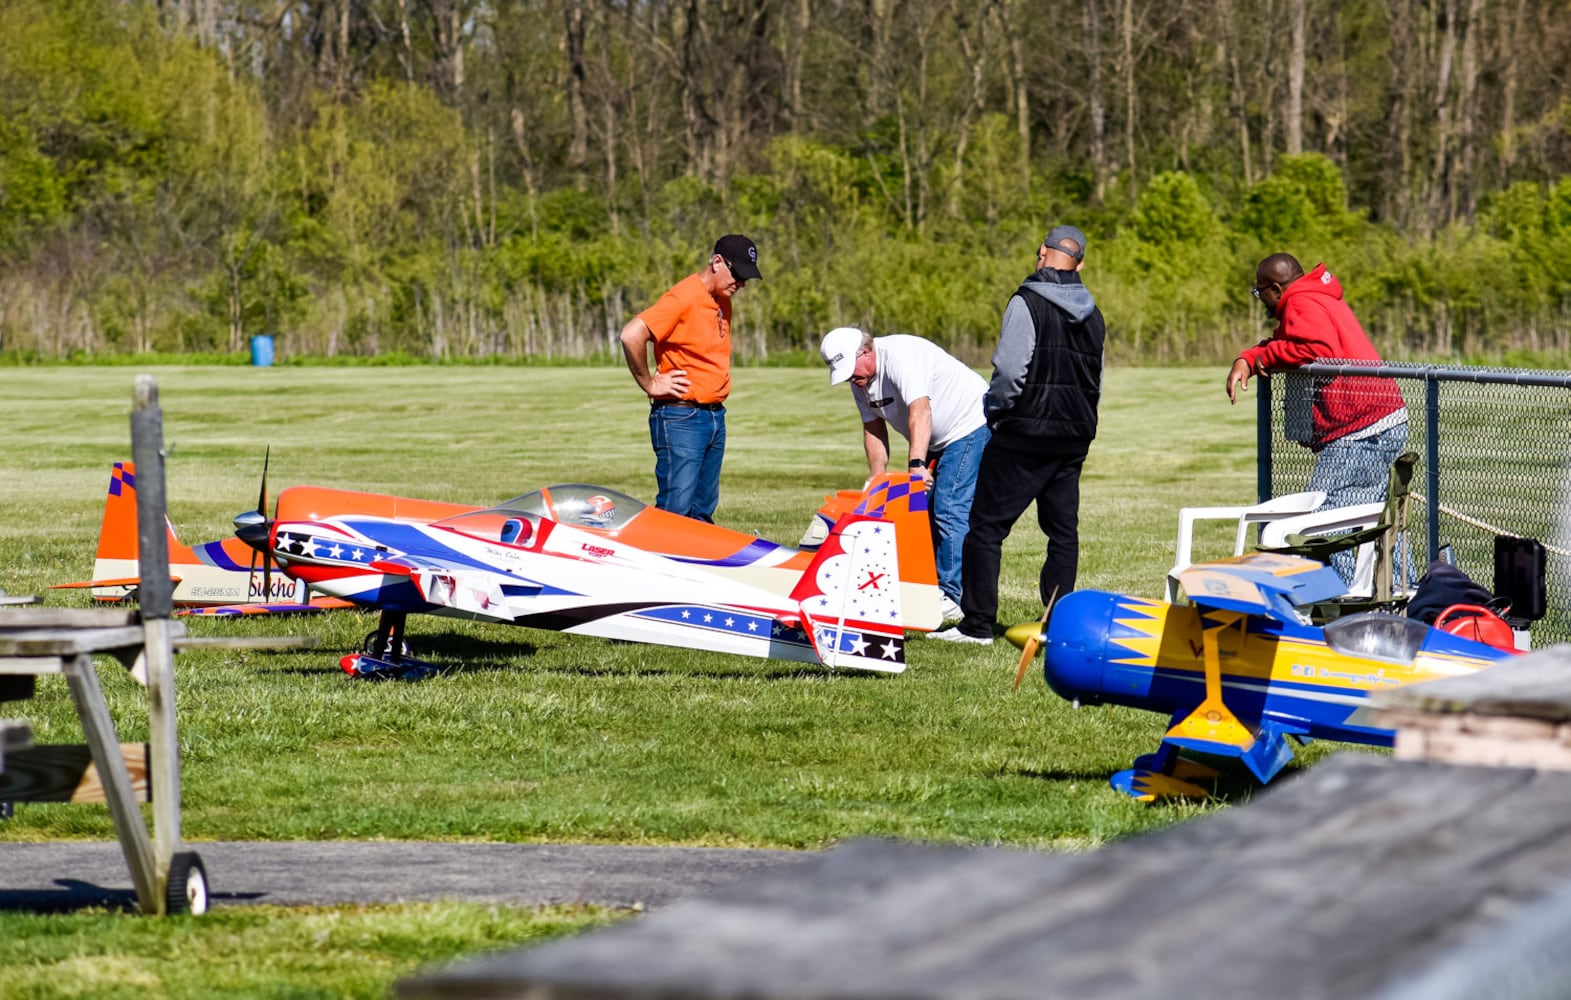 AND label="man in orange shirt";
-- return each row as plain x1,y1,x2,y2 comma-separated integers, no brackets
619,235,761,522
